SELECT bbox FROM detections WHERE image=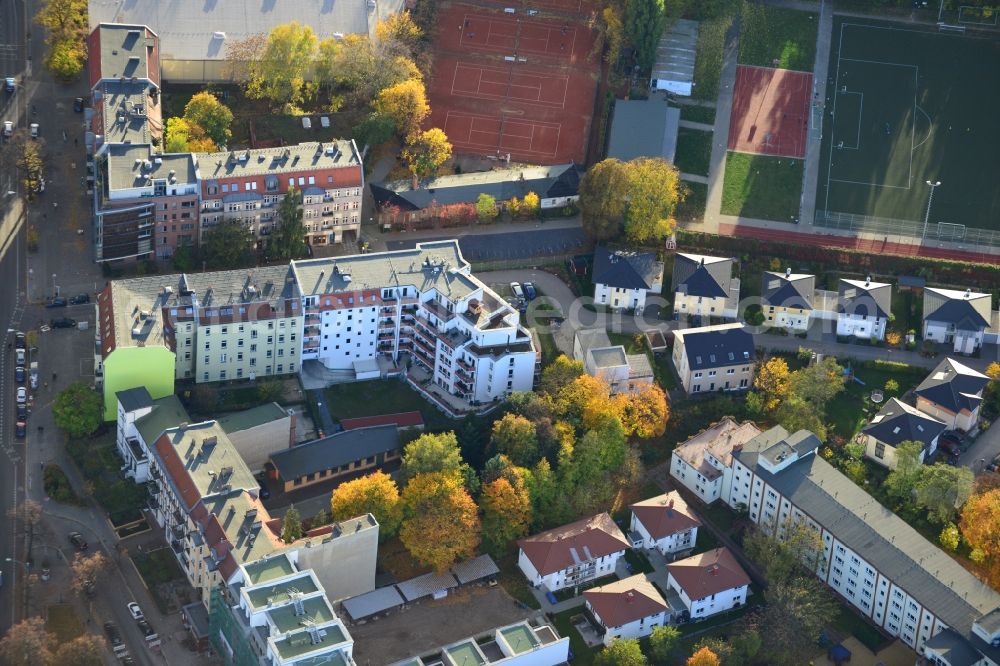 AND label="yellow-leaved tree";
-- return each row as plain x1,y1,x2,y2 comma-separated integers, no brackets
399,471,480,571
374,78,430,138
330,470,401,540
402,128,452,179
479,476,532,556
754,356,791,411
